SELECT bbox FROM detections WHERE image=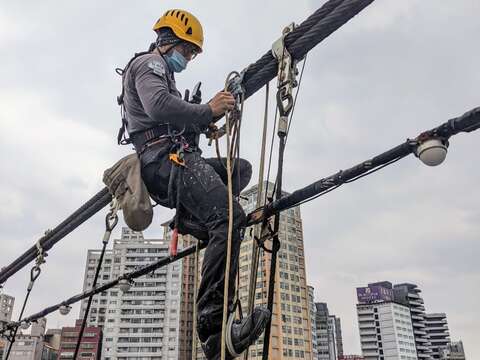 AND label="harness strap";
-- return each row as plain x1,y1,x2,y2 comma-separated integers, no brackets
116,44,156,145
